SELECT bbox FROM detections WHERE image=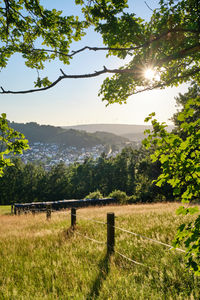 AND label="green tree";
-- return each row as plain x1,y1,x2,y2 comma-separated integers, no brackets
0,0,87,90
93,153,115,195
113,147,137,194
0,159,48,204
143,96,200,275
21,162,46,202
47,162,70,201
0,0,198,96
0,113,29,177
0,158,24,204
172,81,200,138
70,158,96,199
